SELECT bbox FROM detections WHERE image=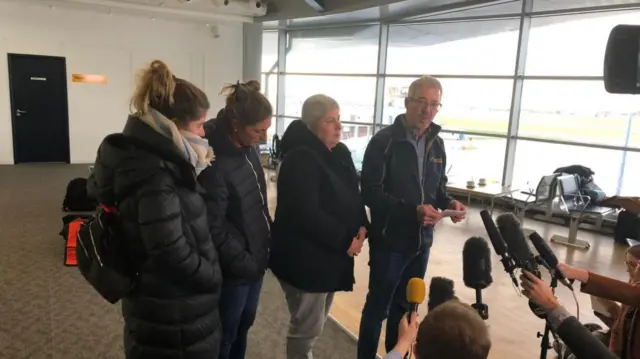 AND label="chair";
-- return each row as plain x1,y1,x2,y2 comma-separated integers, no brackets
550,174,614,250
